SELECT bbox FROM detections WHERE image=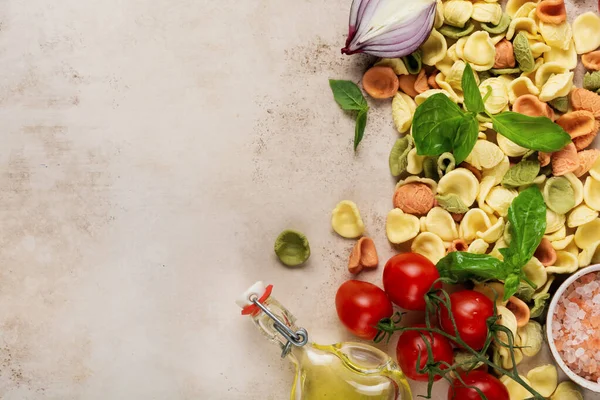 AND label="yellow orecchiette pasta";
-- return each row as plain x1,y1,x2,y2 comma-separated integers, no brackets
501,375,533,400
444,0,474,28
543,40,578,71
486,186,519,217
545,250,578,274
411,232,446,264
468,238,490,254
460,209,492,242
575,218,600,250
494,345,524,370
513,2,537,19
551,381,583,400
545,225,566,242
332,200,365,238
572,12,600,55
523,257,548,291
578,240,600,268
437,168,480,207
539,21,572,50
551,234,574,251
479,78,509,114
425,207,458,242
483,156,510,185
506,0,537,17
476,216,505,243
386,208,420,244
563,173,584,207
567,204,599,228
421,29,448,66
590,155,600,181
518,321,543,357
584,176,600,211
520,58,544,81
436,52,455,76
472,2,502,25
474,281,508,306
507,77,539,104
529,41,551,59
535,62,569,89
434,0,444,29
463,31,496,71
392,92,417,134
496,134,529,157
546,208,566,234
564,240,580,258
539,71,574,102
495,305,519,345
506,17,538,41
398,176,438,193
407,148,425,175
375,58,409,75
465,140,505,169
435,73,464,103
526,365,558,398
415,89,459,105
